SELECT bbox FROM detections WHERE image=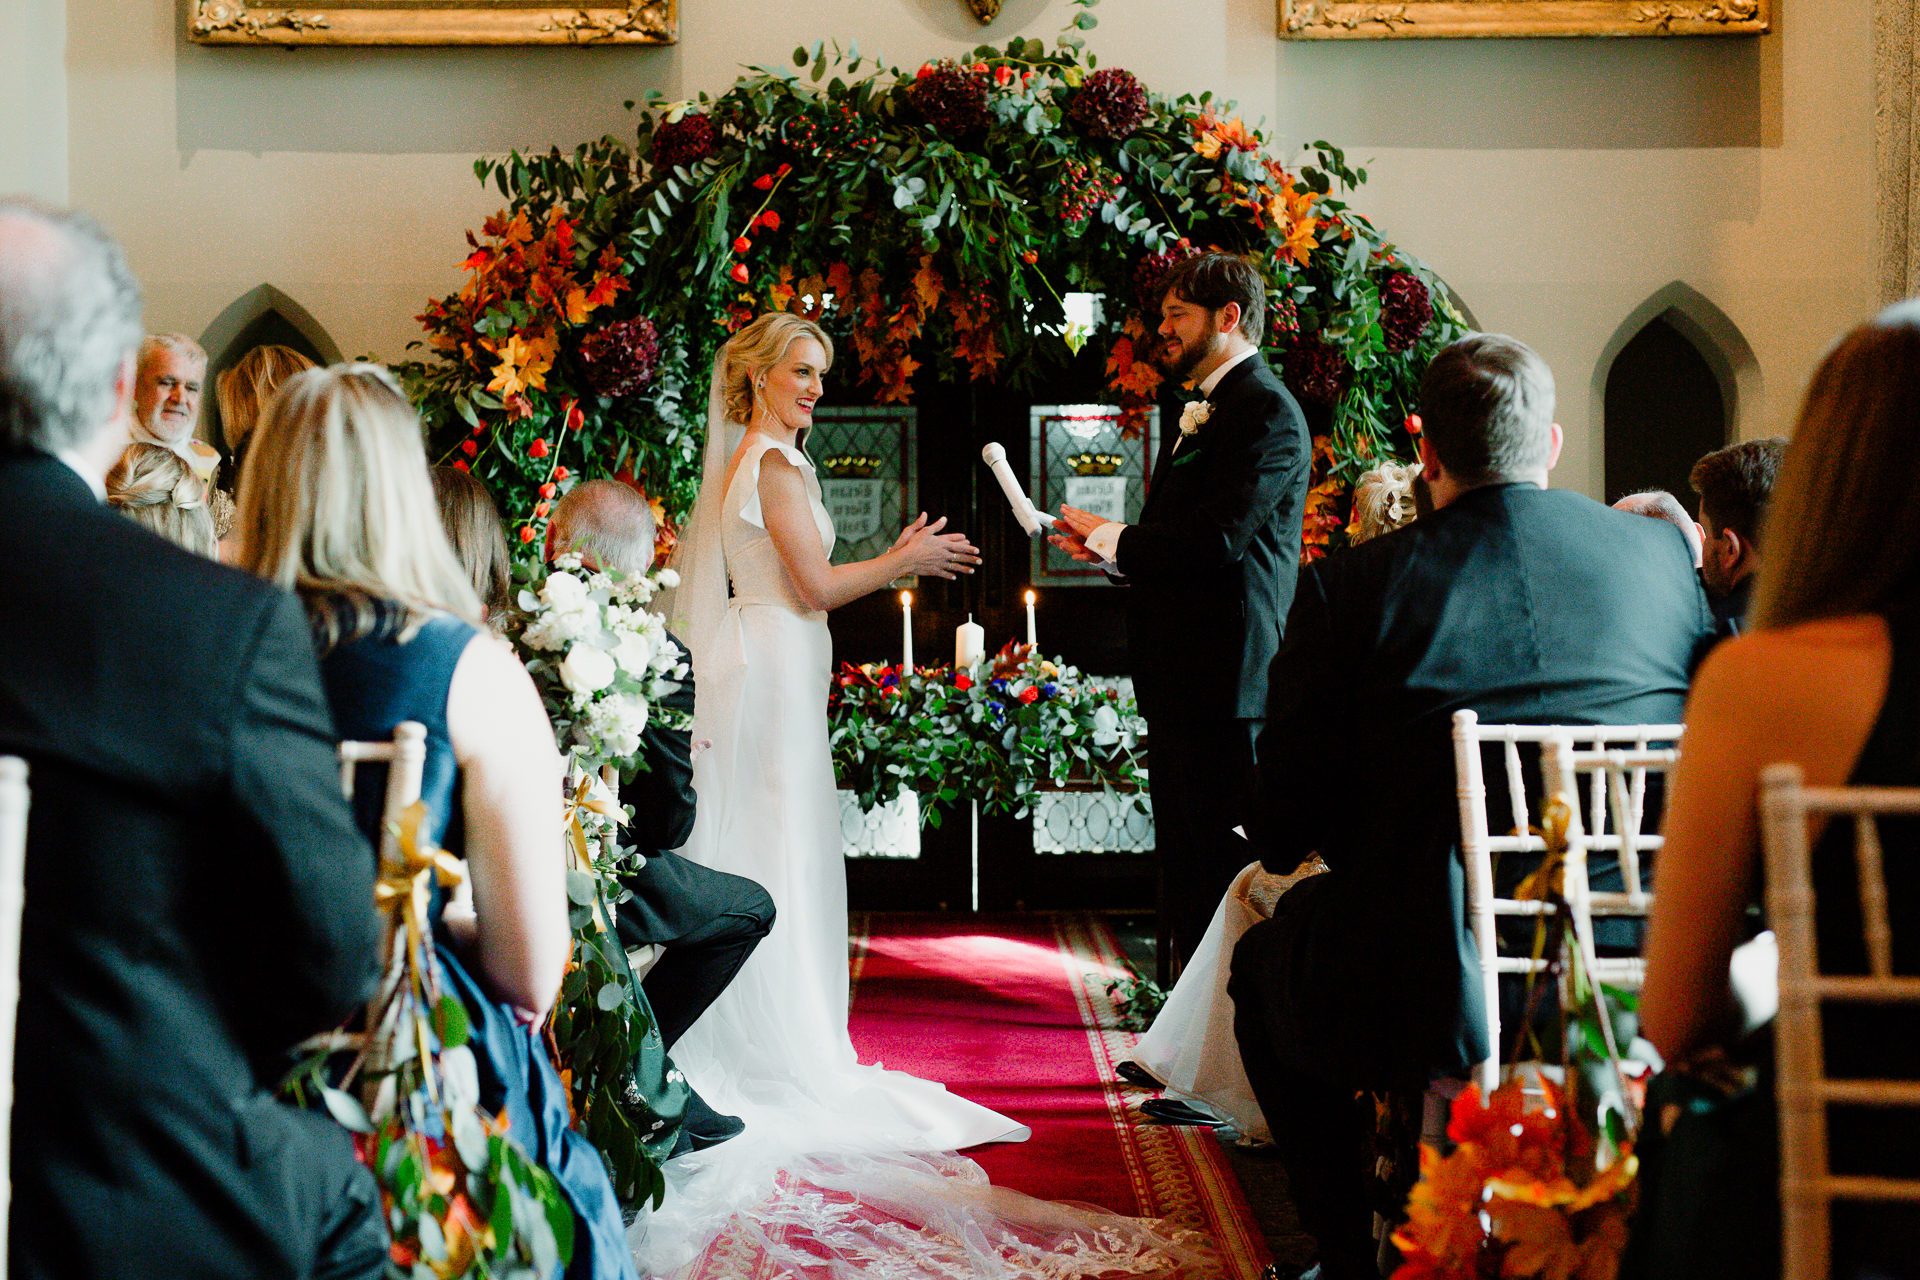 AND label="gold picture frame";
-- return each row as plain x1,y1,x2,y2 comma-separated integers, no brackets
1278,0,1768,38
187,0,676,46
